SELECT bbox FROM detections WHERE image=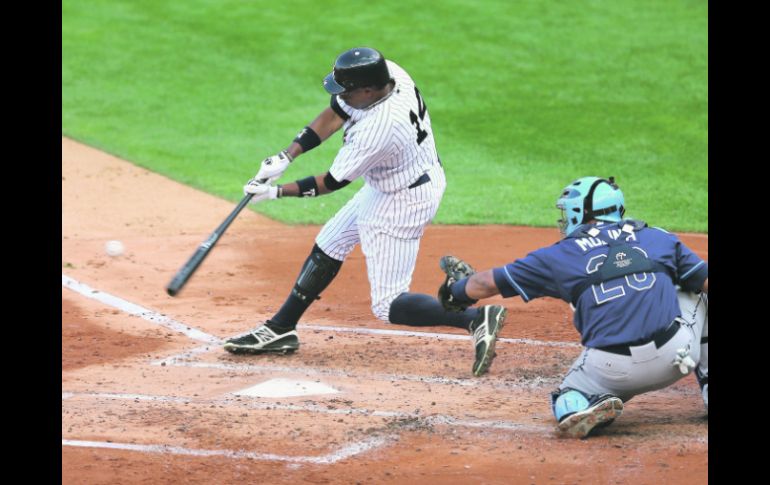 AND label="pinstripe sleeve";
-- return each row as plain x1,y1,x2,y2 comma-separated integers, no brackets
329,117,391,182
